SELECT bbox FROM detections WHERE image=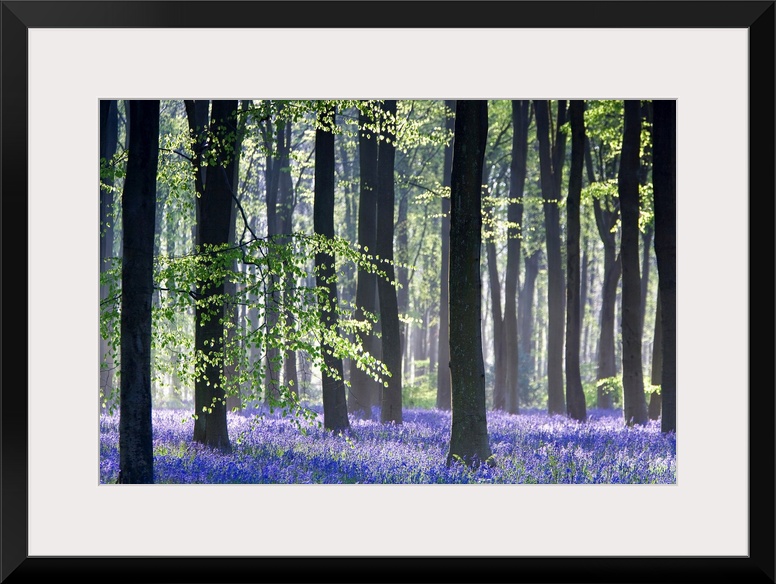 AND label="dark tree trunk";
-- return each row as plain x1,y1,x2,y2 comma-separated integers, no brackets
314,105,350,433
652,99,676,434
437,101,456,410
100,99,119,410
446,100,492,468
518,250,541,404
535,100,567,415
349,106,381,419
118,100,159,484
377,100,403,424
504,100,530,415
192,100,237,452
184,100,209,245
565,100,587,422
619,100,649,426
